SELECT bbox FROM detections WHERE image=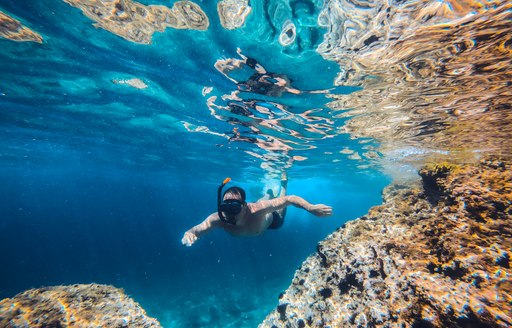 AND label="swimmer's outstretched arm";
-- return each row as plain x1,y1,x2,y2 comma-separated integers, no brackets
181,213,220,247
255,195,333,217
